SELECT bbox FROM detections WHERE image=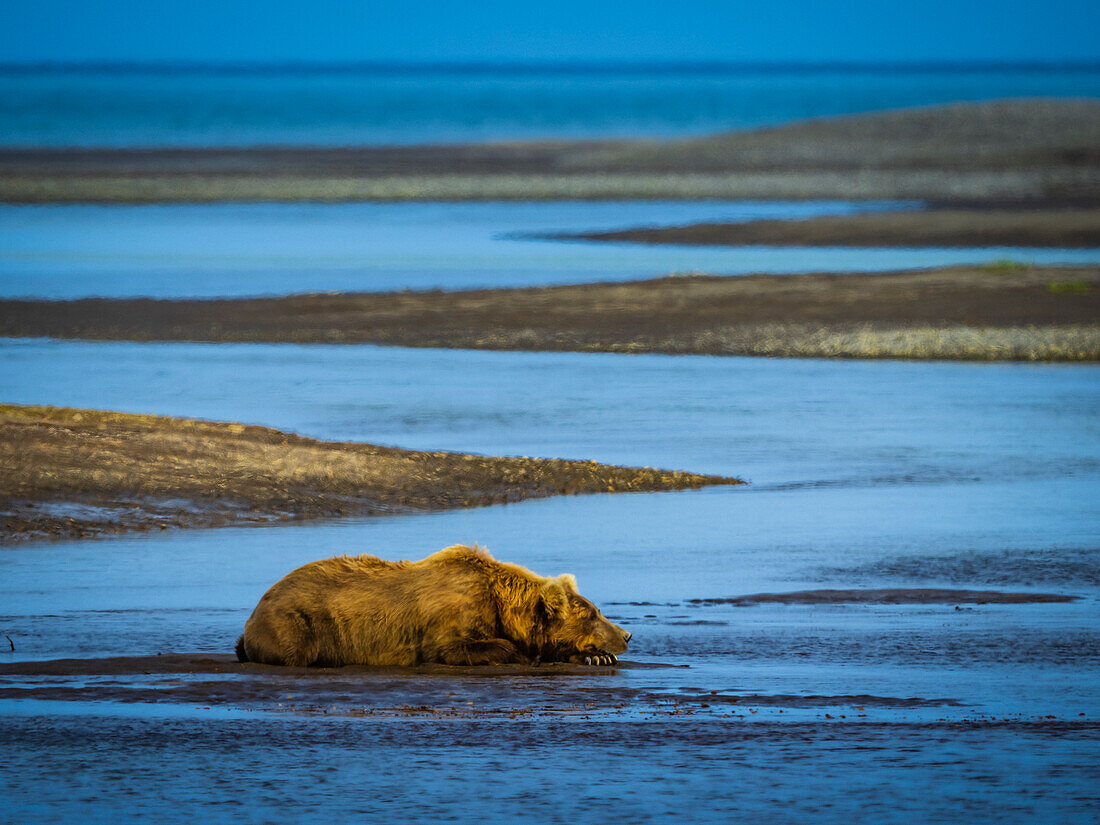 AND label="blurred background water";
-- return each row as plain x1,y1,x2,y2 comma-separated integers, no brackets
3,63,1100,147
4,201,1099,299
